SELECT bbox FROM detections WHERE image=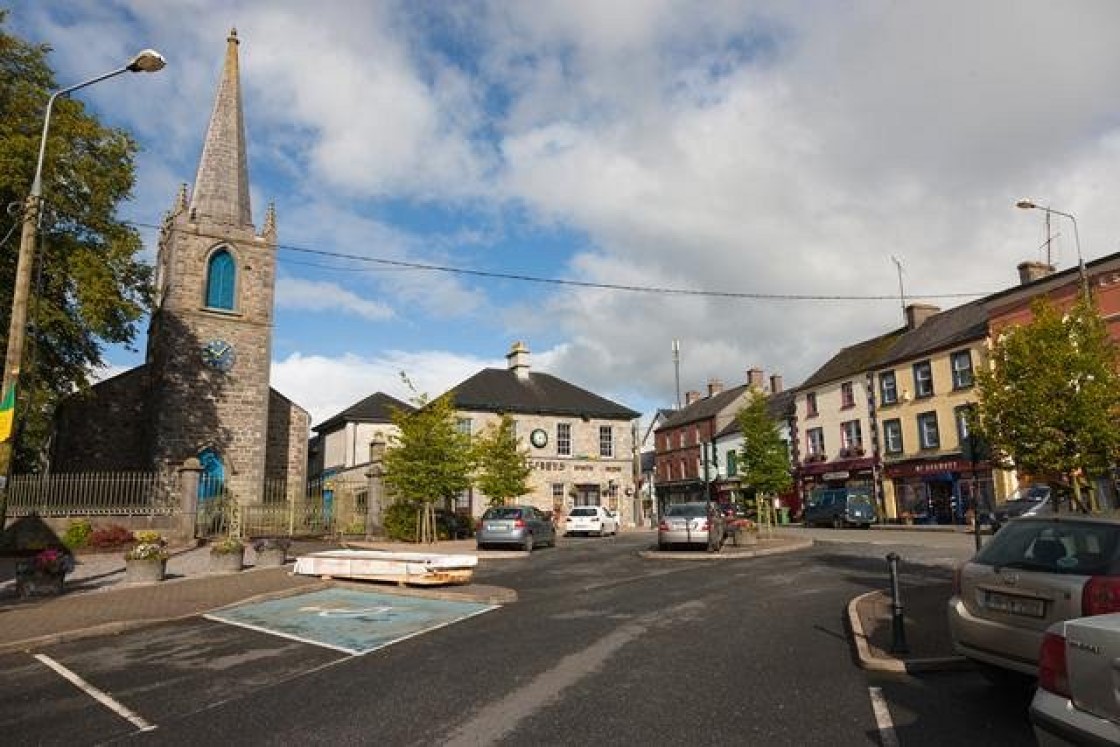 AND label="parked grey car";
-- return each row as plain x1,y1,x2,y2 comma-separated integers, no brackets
475,505,556,551
948,515,1120,686
1031,612,1120,745
657,501,723,552
802,487,876,529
